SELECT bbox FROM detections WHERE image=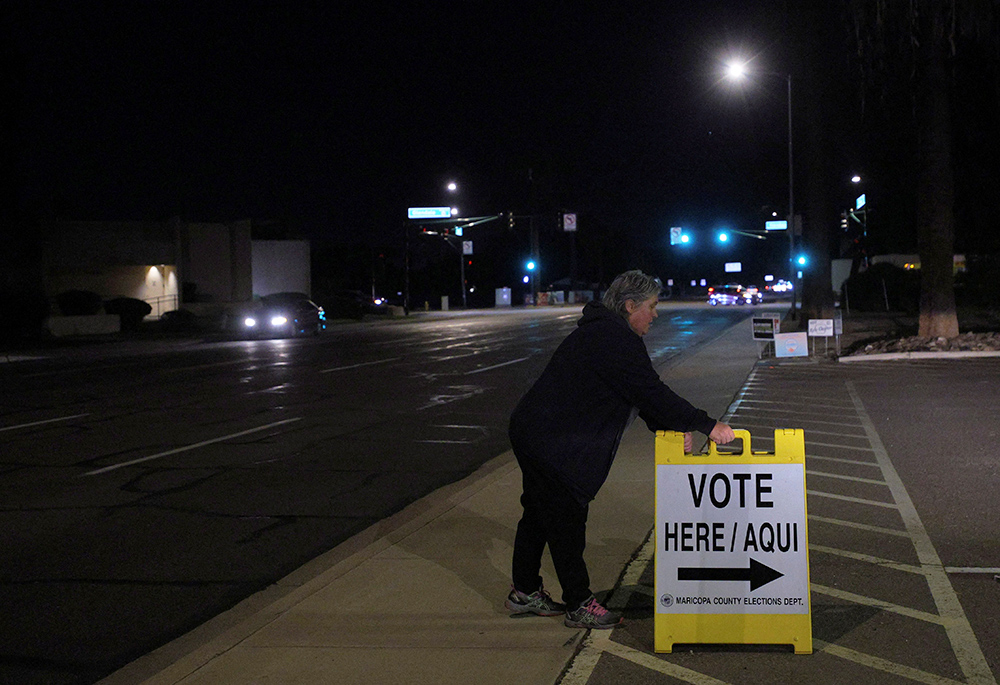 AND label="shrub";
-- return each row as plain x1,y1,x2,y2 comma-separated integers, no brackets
56,290,104,316
104,297,152,330
0,287,51,341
